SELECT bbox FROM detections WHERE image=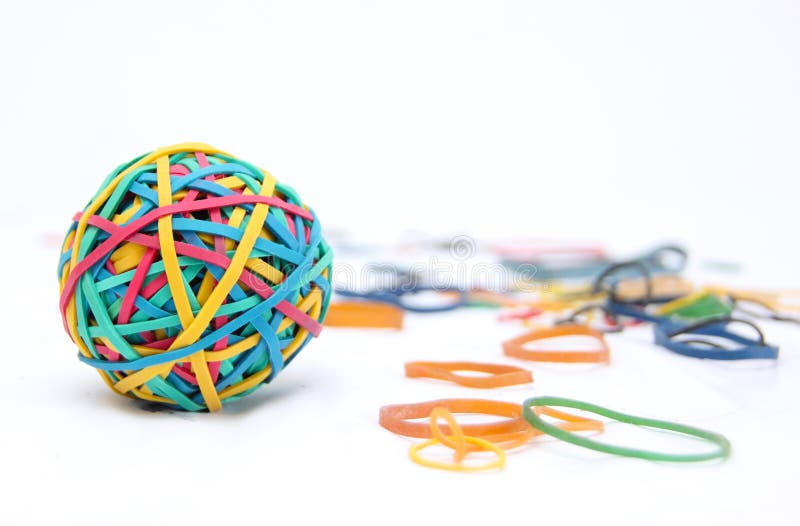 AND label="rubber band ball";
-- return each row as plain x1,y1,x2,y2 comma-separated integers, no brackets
57,143,333,412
